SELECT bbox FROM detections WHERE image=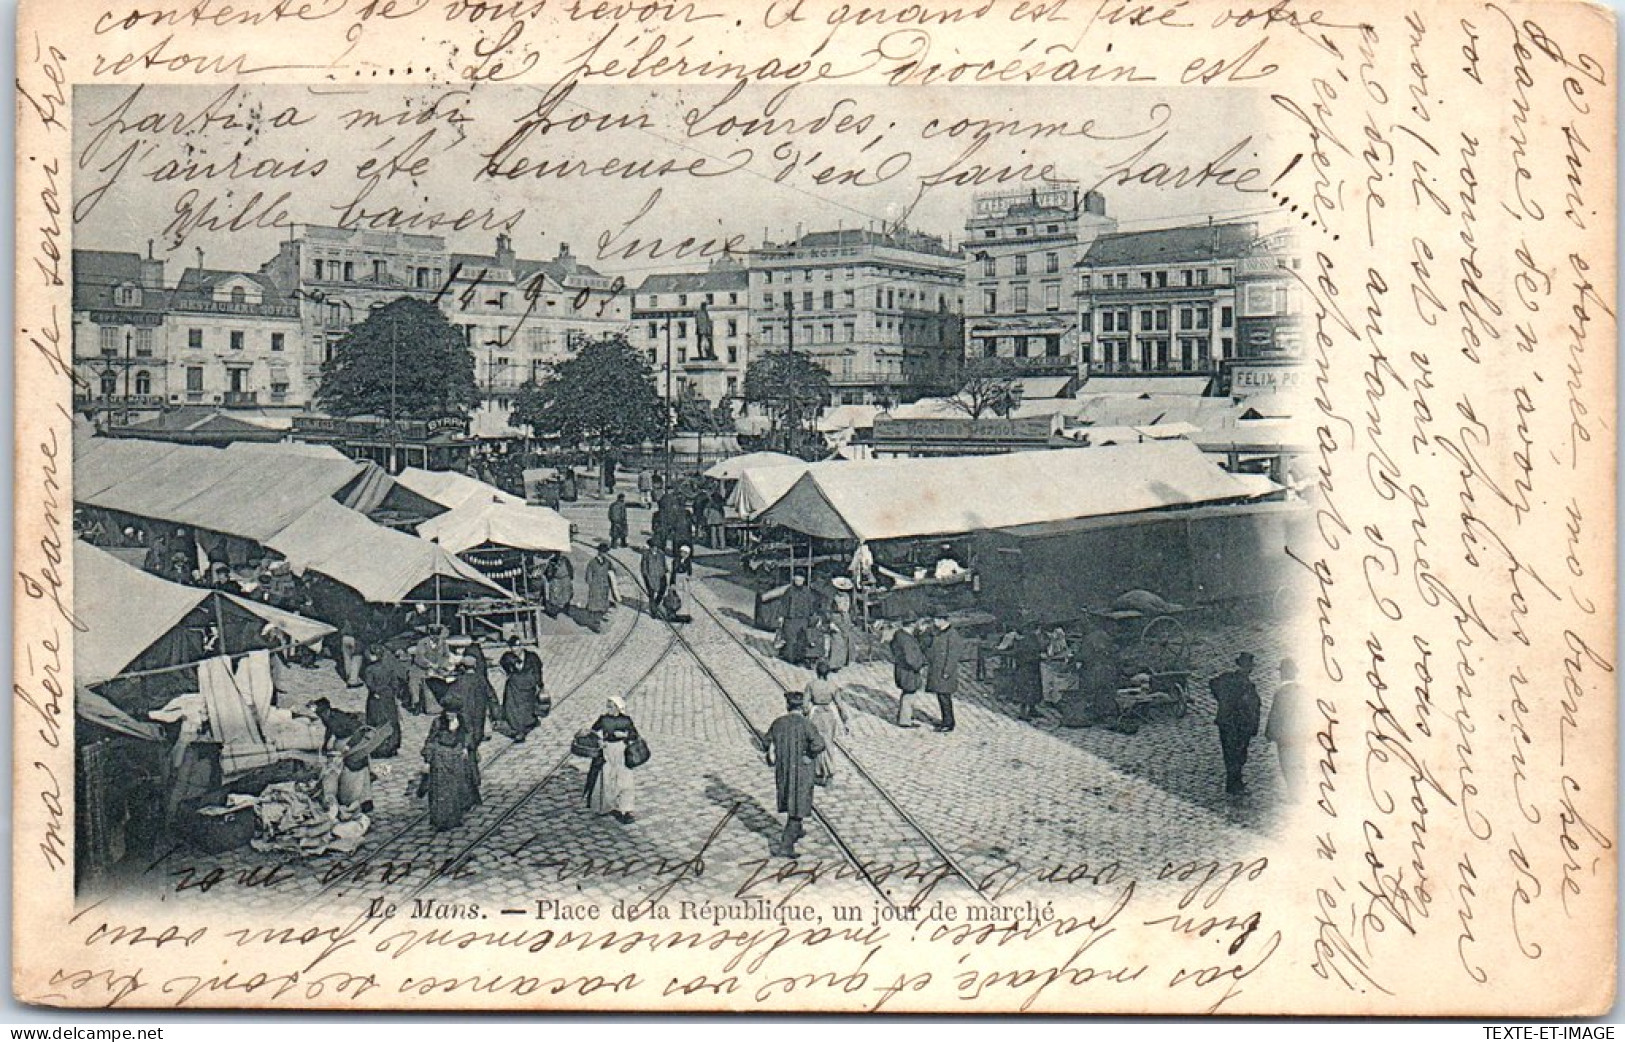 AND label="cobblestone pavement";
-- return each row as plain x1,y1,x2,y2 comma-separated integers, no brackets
129,484,1292,915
